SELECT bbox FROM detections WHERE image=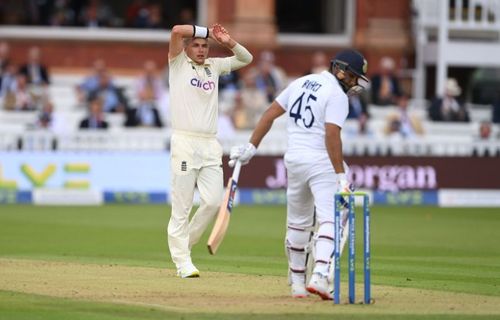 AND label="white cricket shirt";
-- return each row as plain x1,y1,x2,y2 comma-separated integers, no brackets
275,70,348,154
169,51,231,135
